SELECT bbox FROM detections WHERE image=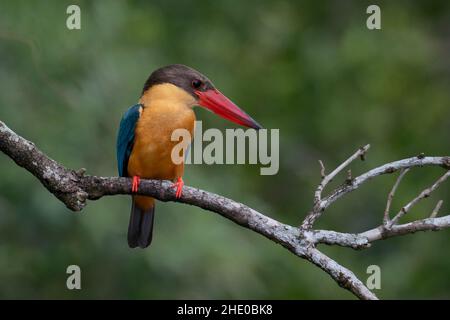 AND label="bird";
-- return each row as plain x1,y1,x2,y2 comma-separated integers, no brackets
116,64,262,248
